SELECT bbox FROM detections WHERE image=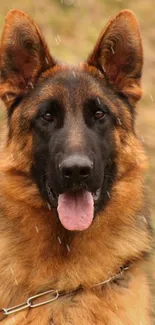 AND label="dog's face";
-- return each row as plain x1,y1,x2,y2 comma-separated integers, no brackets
0,9,143,231
31,71,116,222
